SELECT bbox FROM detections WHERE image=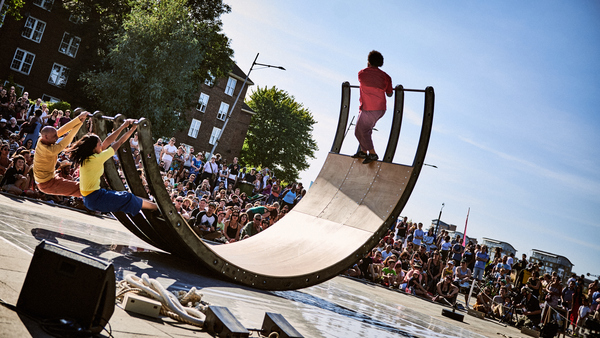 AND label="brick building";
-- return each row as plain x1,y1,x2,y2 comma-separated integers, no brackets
174,65,255,162
0,1,94,103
